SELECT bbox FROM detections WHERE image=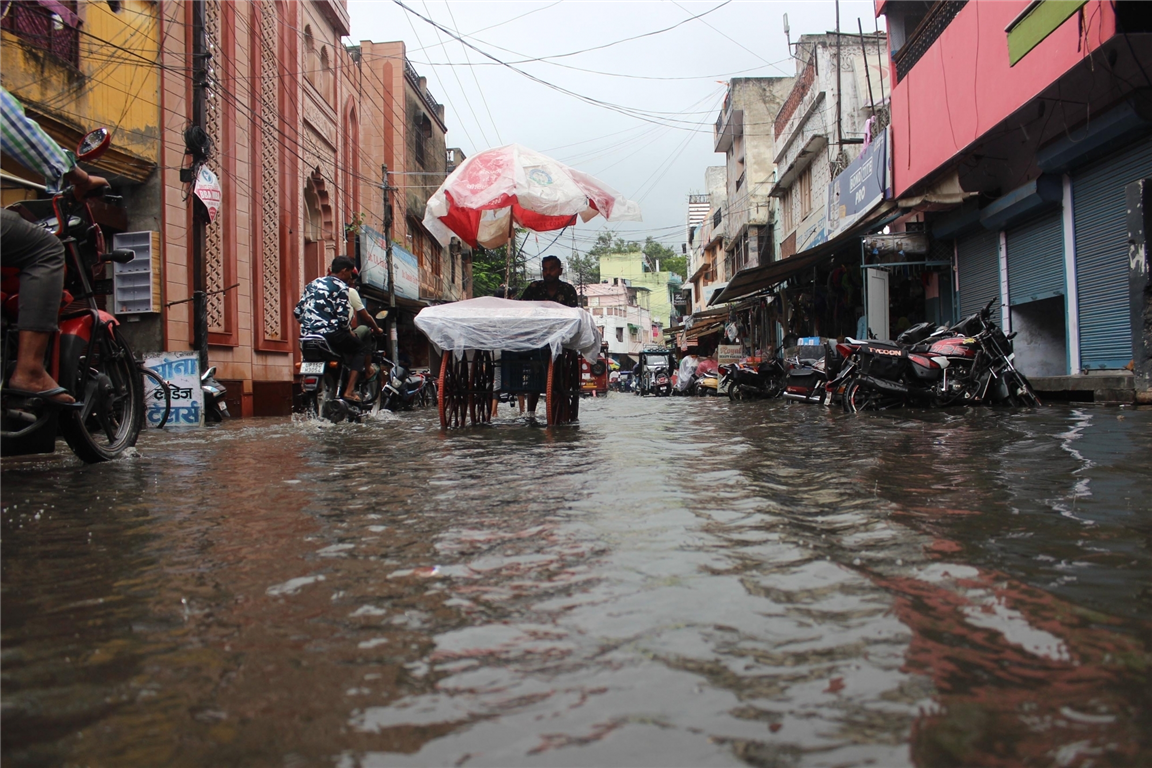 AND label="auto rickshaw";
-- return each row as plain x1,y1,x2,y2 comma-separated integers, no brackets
636,347,675,397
